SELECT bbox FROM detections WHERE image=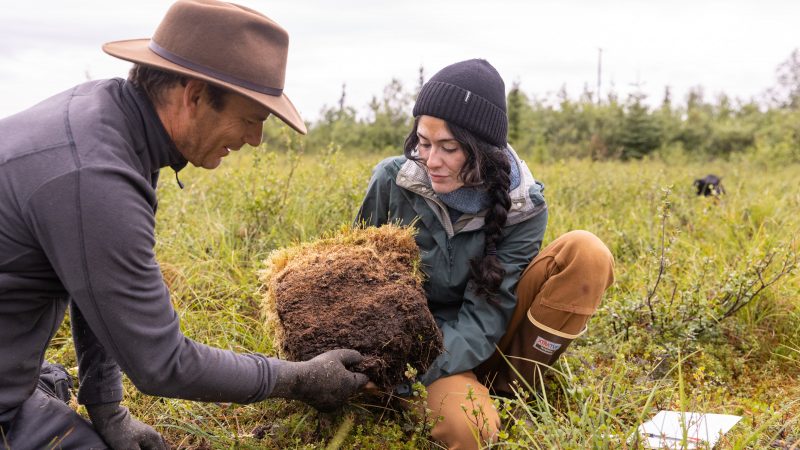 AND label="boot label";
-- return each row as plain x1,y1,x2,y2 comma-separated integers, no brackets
533,336,561,355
